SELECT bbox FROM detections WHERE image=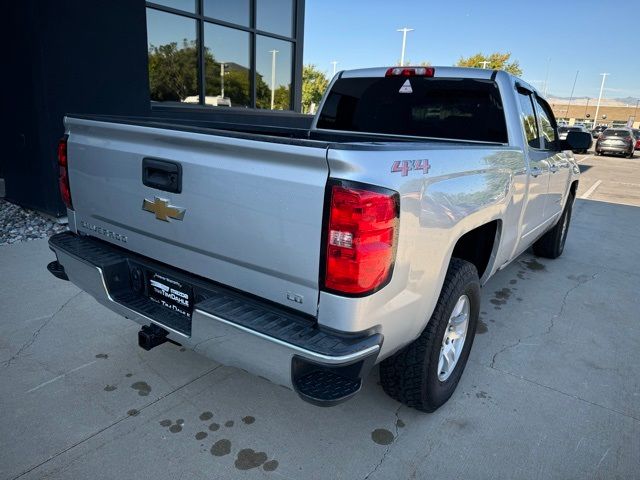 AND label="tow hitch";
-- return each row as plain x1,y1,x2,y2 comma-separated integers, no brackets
138,324,170,351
